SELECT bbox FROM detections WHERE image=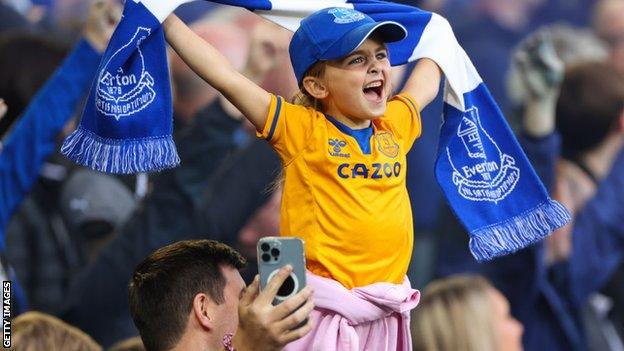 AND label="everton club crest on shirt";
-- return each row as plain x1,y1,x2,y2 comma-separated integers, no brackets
375,132,399,158
96,27,156,121
446,107,520,203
